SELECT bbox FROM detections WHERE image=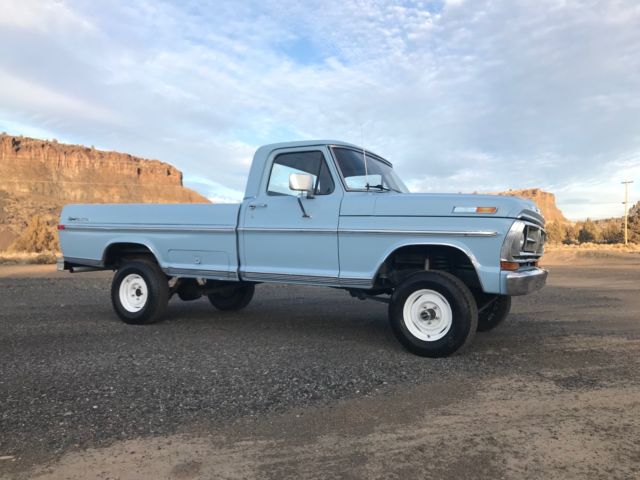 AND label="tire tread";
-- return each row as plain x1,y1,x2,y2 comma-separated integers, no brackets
111,258,169,325
389,270,478,357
